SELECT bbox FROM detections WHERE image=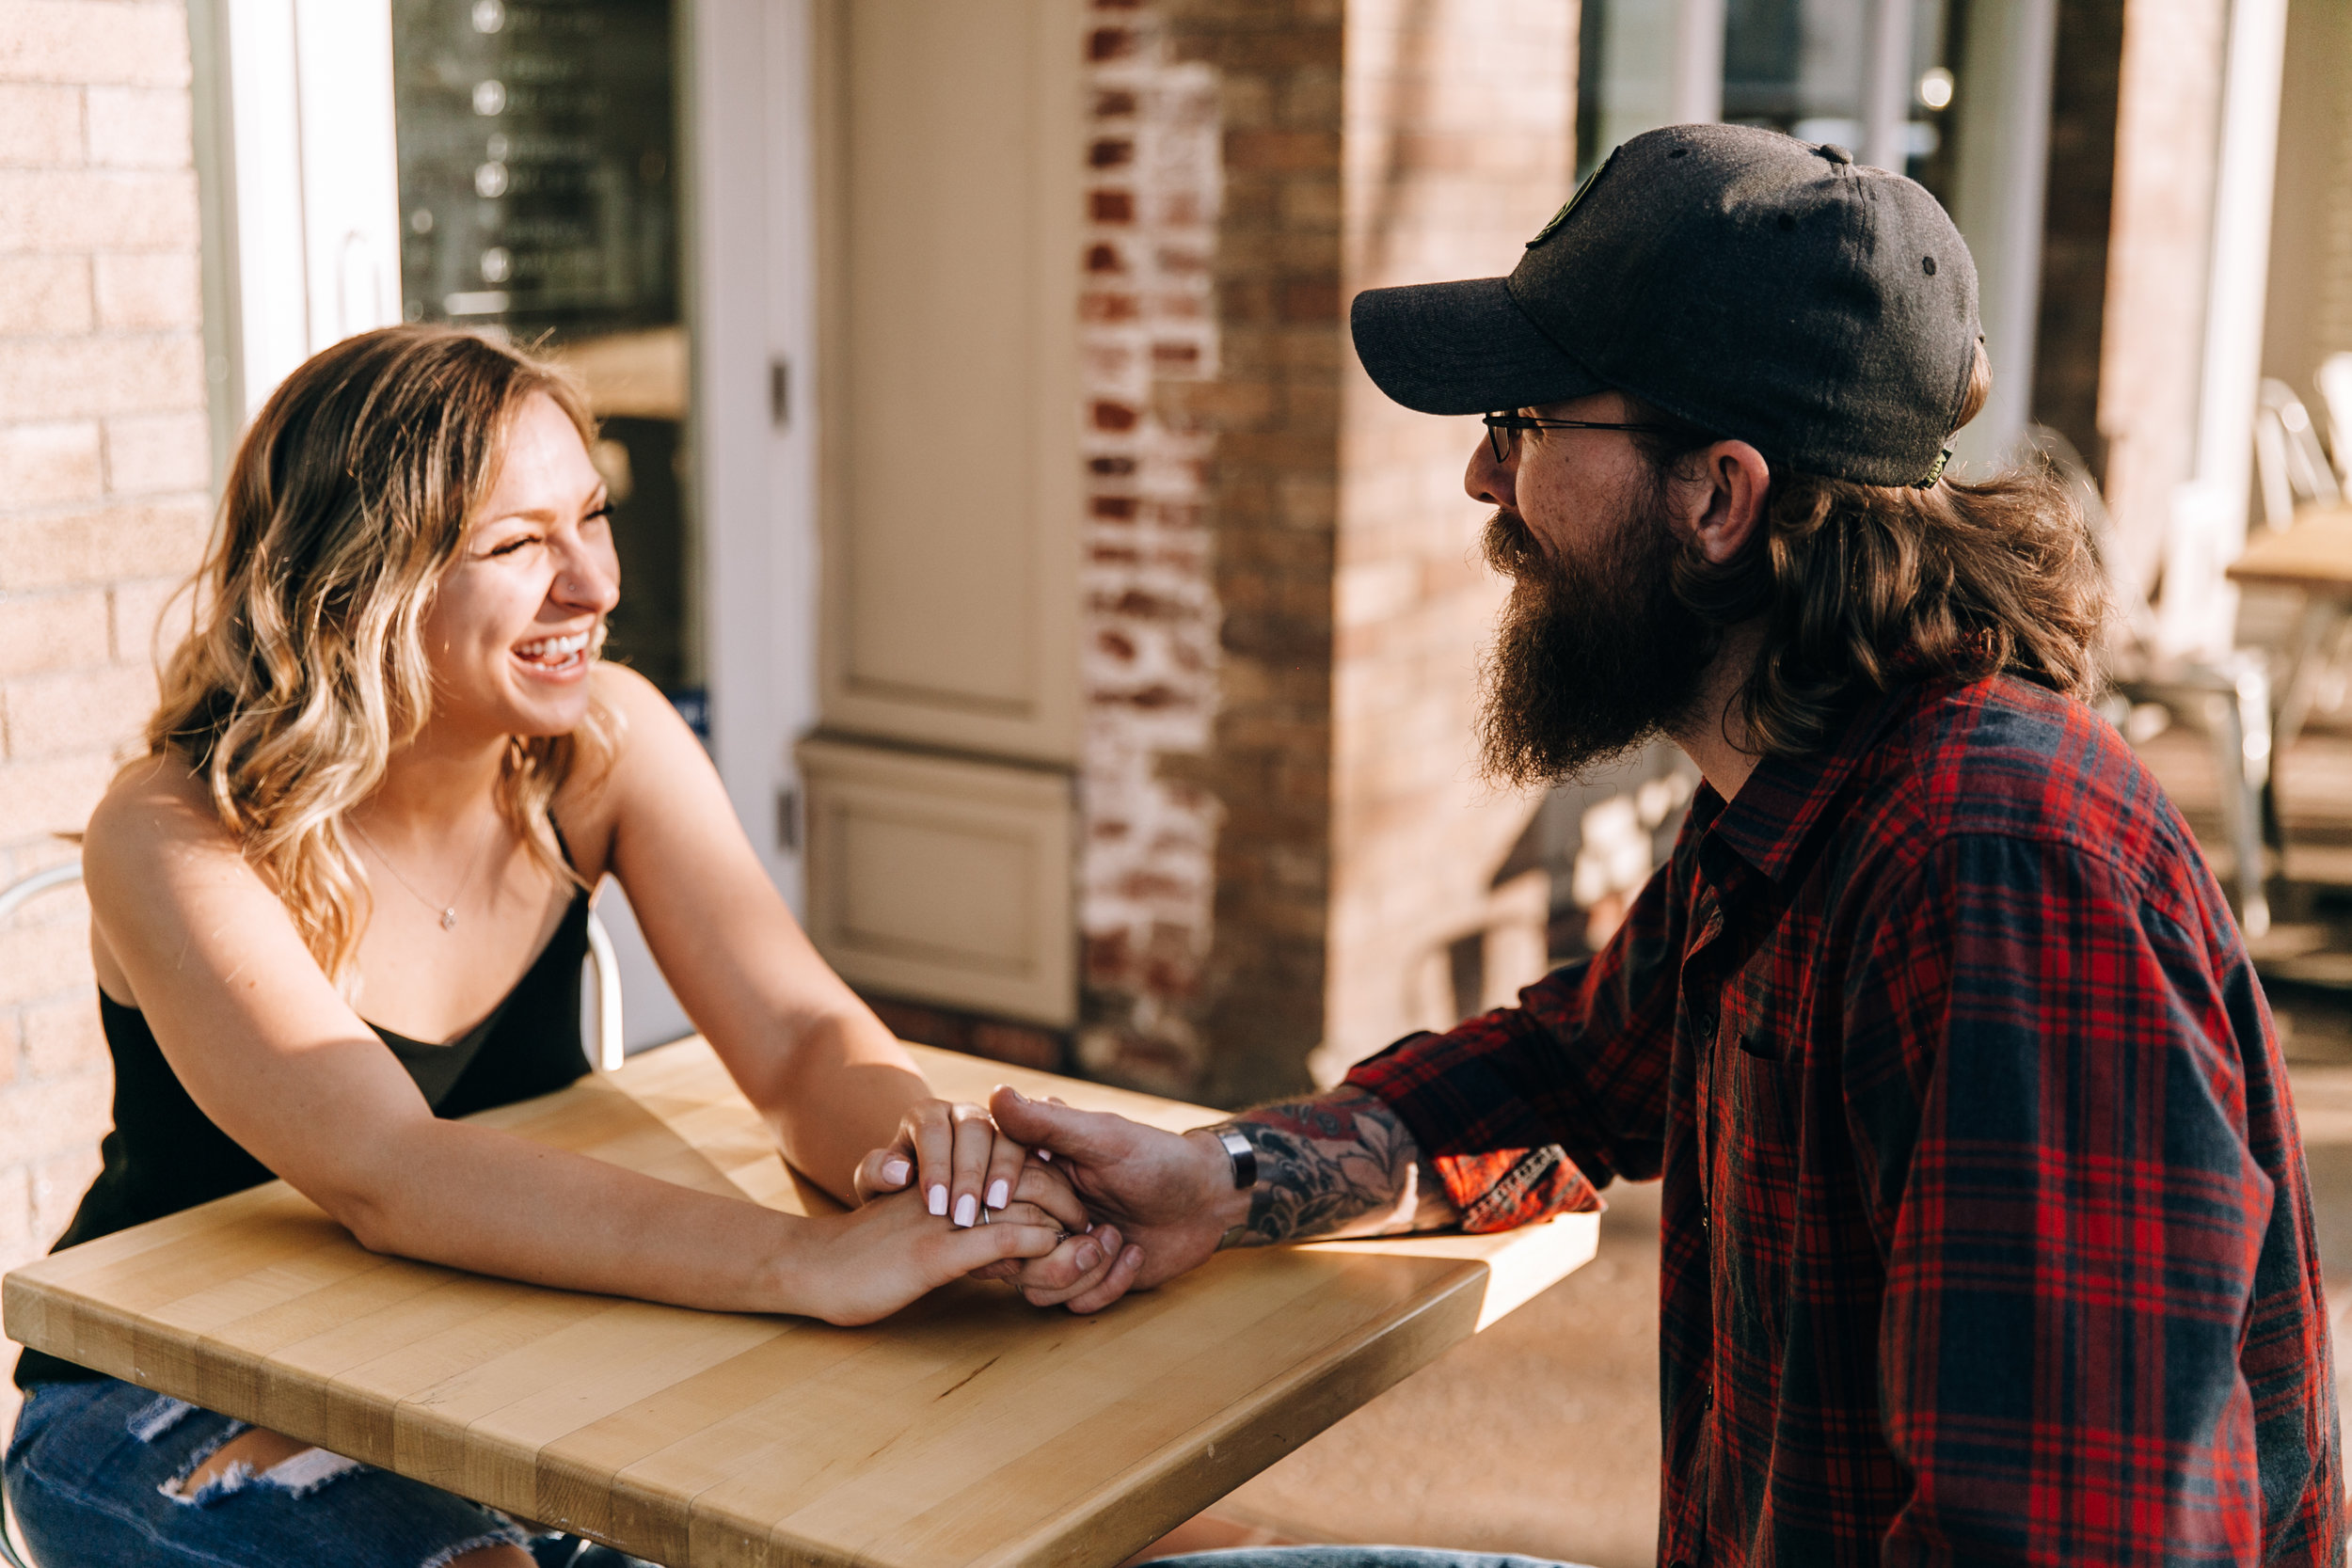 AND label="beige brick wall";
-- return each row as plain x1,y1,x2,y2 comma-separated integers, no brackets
0,0,210,1385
